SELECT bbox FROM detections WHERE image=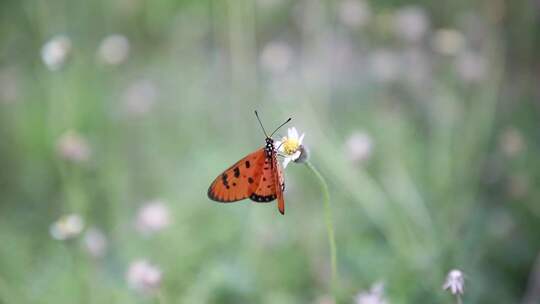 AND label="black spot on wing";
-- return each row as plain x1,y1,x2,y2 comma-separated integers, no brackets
221,173,229,187
233,167,240,178
249,193,276,203
245,161,250,168
248,177,254,184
